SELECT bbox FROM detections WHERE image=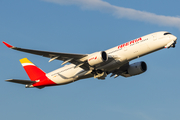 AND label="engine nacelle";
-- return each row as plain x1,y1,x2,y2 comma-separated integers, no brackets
127,61,147,77
88,51,108,66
